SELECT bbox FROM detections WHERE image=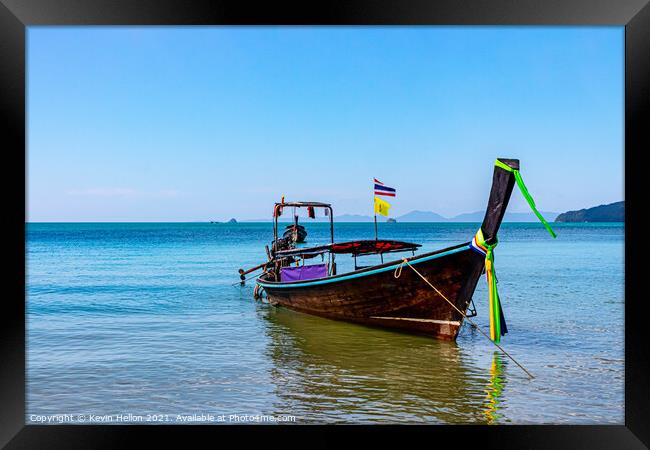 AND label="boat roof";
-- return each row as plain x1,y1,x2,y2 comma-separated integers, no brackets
275,239,421,257
275,201,331,208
